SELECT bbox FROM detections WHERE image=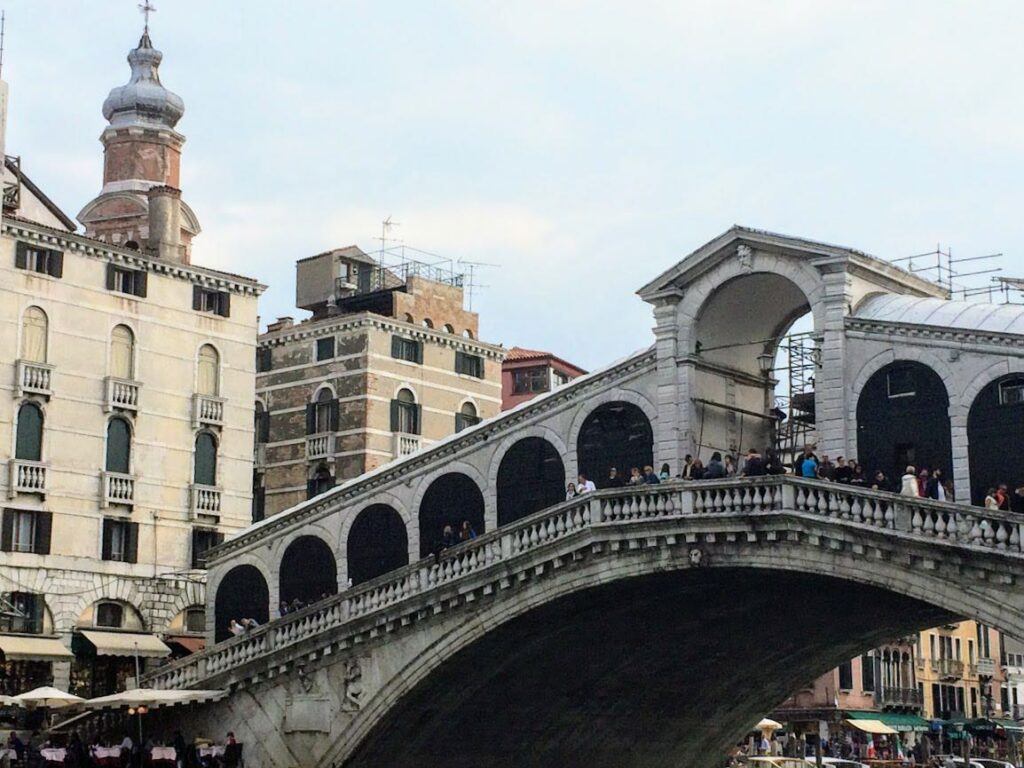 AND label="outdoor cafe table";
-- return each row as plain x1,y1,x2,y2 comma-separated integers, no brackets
40,748,66,765
197,745,224,759
91,746,122,766
150,746,176,766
